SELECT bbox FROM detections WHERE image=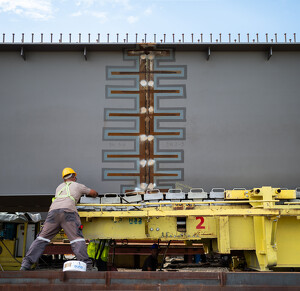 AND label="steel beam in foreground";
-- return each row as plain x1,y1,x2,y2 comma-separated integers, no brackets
1,271,300,290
